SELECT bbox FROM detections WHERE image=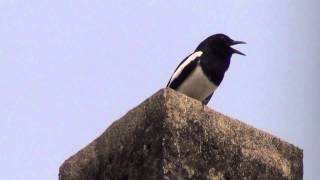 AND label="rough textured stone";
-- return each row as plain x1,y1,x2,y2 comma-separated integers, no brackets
59,88,303,180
